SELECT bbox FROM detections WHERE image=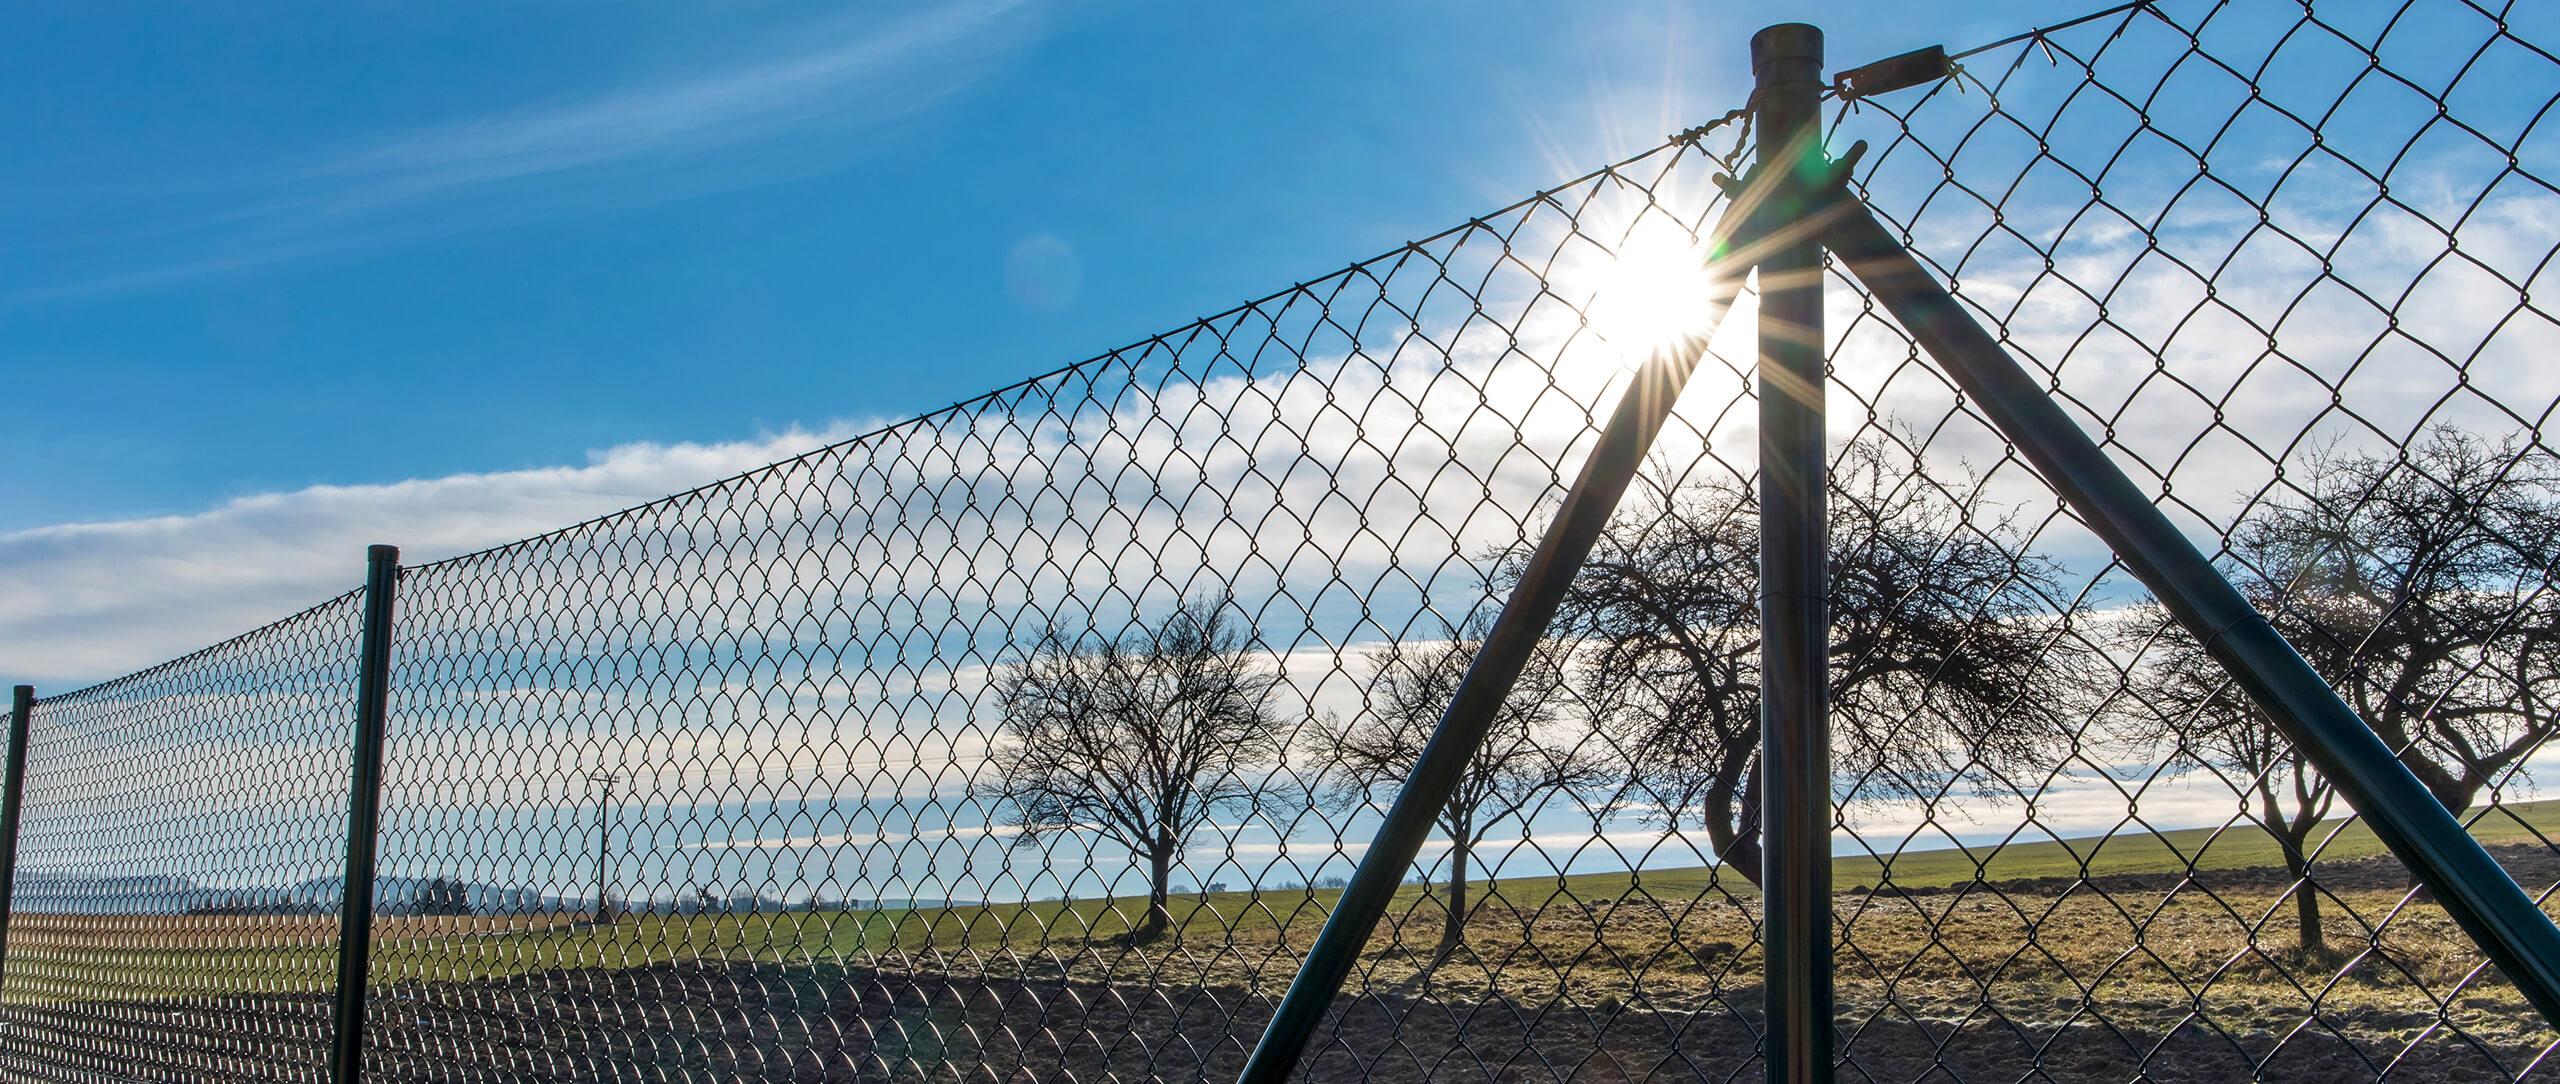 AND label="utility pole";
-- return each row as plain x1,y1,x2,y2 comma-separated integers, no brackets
590,771,619,924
